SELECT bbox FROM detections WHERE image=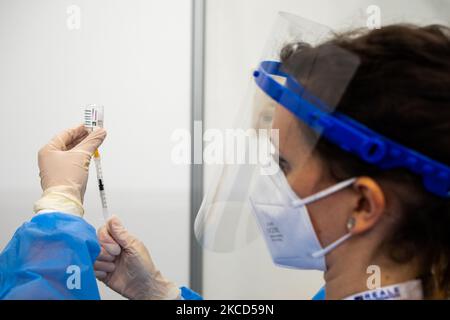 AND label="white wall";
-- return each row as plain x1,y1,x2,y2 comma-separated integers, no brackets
0,0,192,299
203,0,449,299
